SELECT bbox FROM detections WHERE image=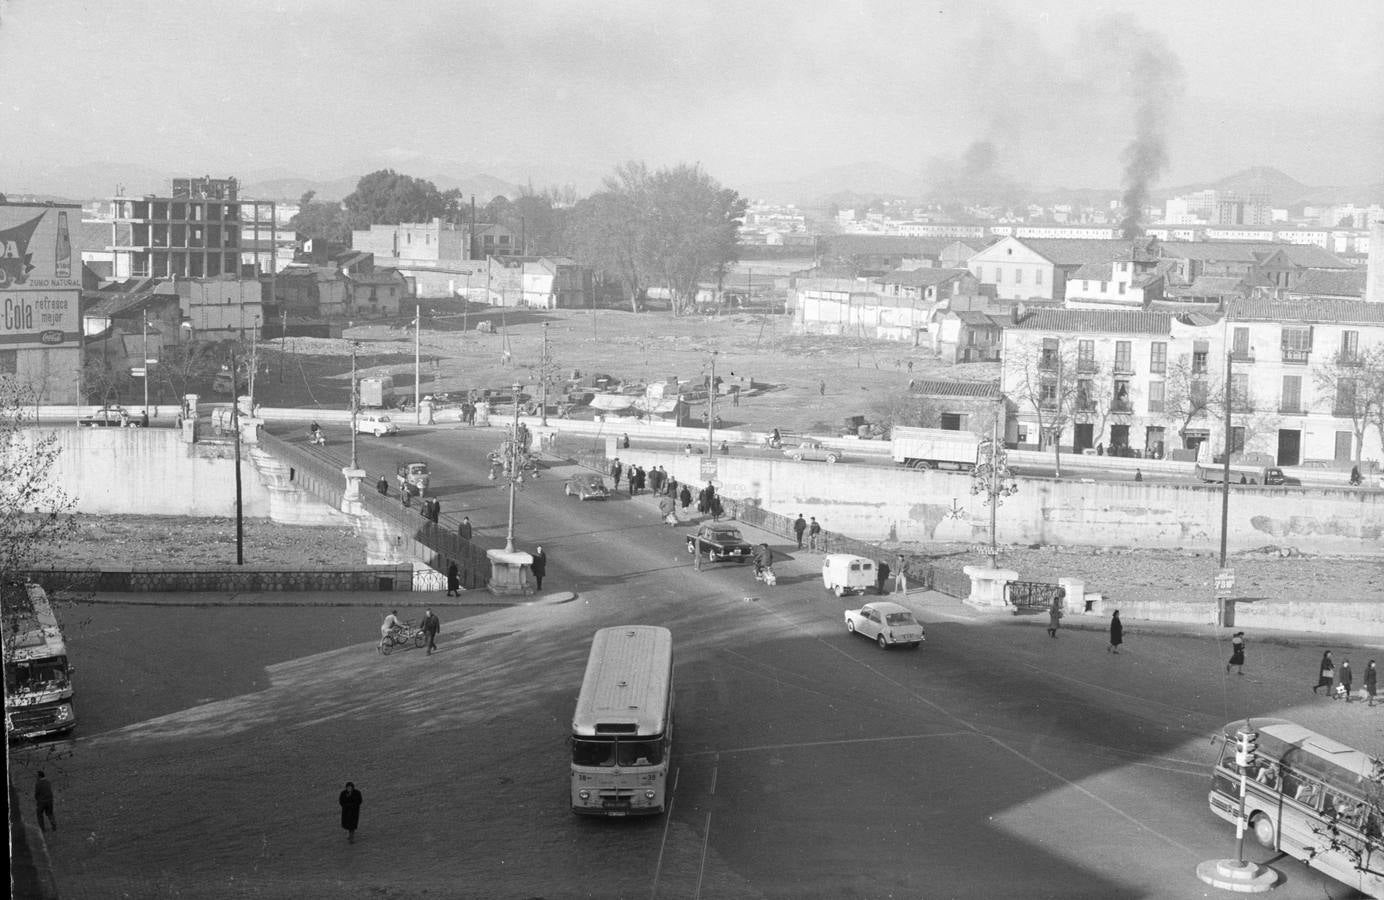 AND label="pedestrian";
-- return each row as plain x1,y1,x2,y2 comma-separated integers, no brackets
1134,469,1143,482
1107,610,1123,654
793,514,807,549
1313,650,1335,695
876,559,891,596
1227,632,1245,674
376,475,388,495
422,608,441,654
658,495,677,526
1365,660,1377,707
339,782,363,843
710,495,724,522
819,380,826,396
446,563,460,596
1339,659,1354,701
732,389,740,407
1350,465,1362,486
1047,599,1063,638
622,432,630,449
808,517,822,551
458,516,472,542
894,554,908,596
628,467,637,496
610,458,622,489
679,485,692,511
401,484,413,508
35,771,56,832
531,545,547,590
635,465,646,494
